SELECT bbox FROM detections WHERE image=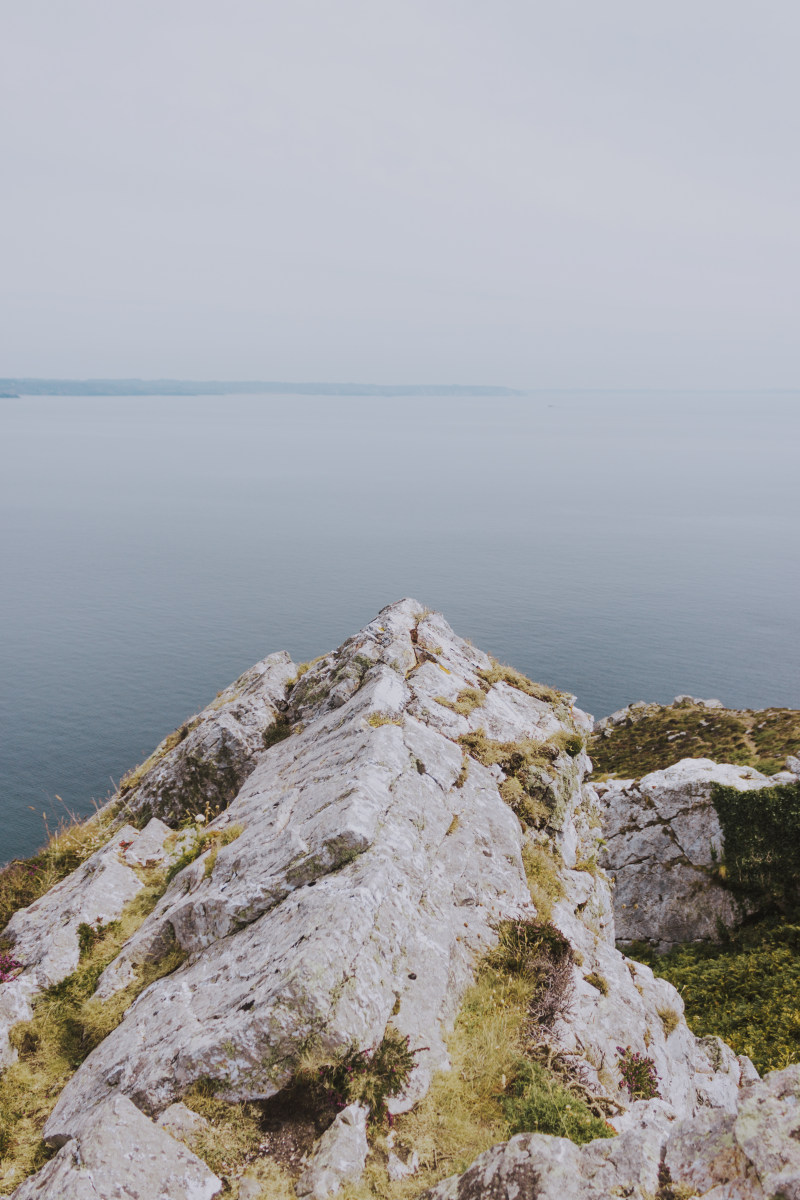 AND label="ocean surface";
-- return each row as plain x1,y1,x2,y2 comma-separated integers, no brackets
1,391,799,864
